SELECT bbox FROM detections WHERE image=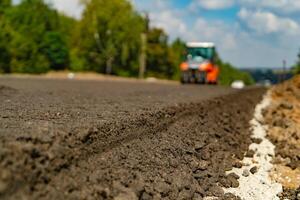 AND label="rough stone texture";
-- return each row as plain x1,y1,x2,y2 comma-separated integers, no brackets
223,93,283,200
264,75,300,197
0,77,265,199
